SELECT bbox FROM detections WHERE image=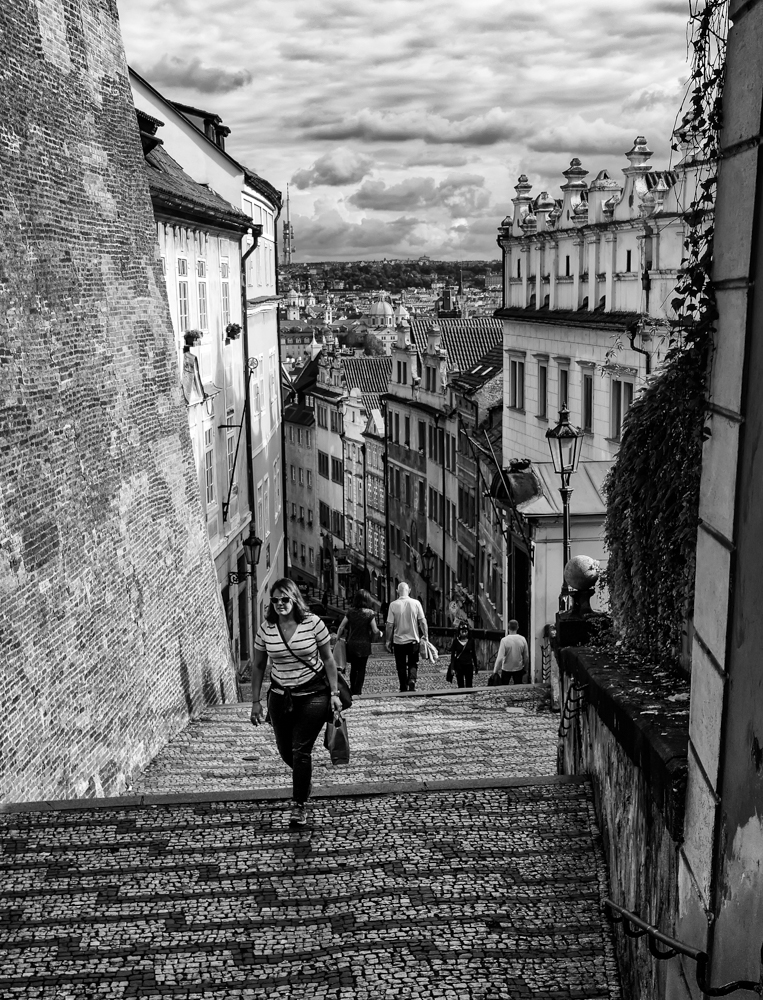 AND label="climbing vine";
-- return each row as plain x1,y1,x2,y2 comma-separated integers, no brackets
602,0,727,671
